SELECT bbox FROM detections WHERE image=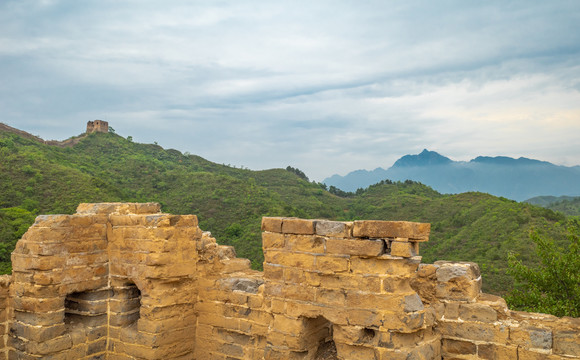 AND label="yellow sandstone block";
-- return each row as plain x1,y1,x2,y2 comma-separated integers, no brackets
353,220,430,241
261,217,283,233
286,235,325,254
263,264,284,281
282,218,315,235
390,241,418,258
345,291,404,311
326,238,384,257
315,220,353,238
283,267,305,284
477,344,518,359
264,250,316,269
282,284,315,302
350,257,419,276
262,232,285,249
315,256,350,274
315,288,346,307
335,343,377,360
